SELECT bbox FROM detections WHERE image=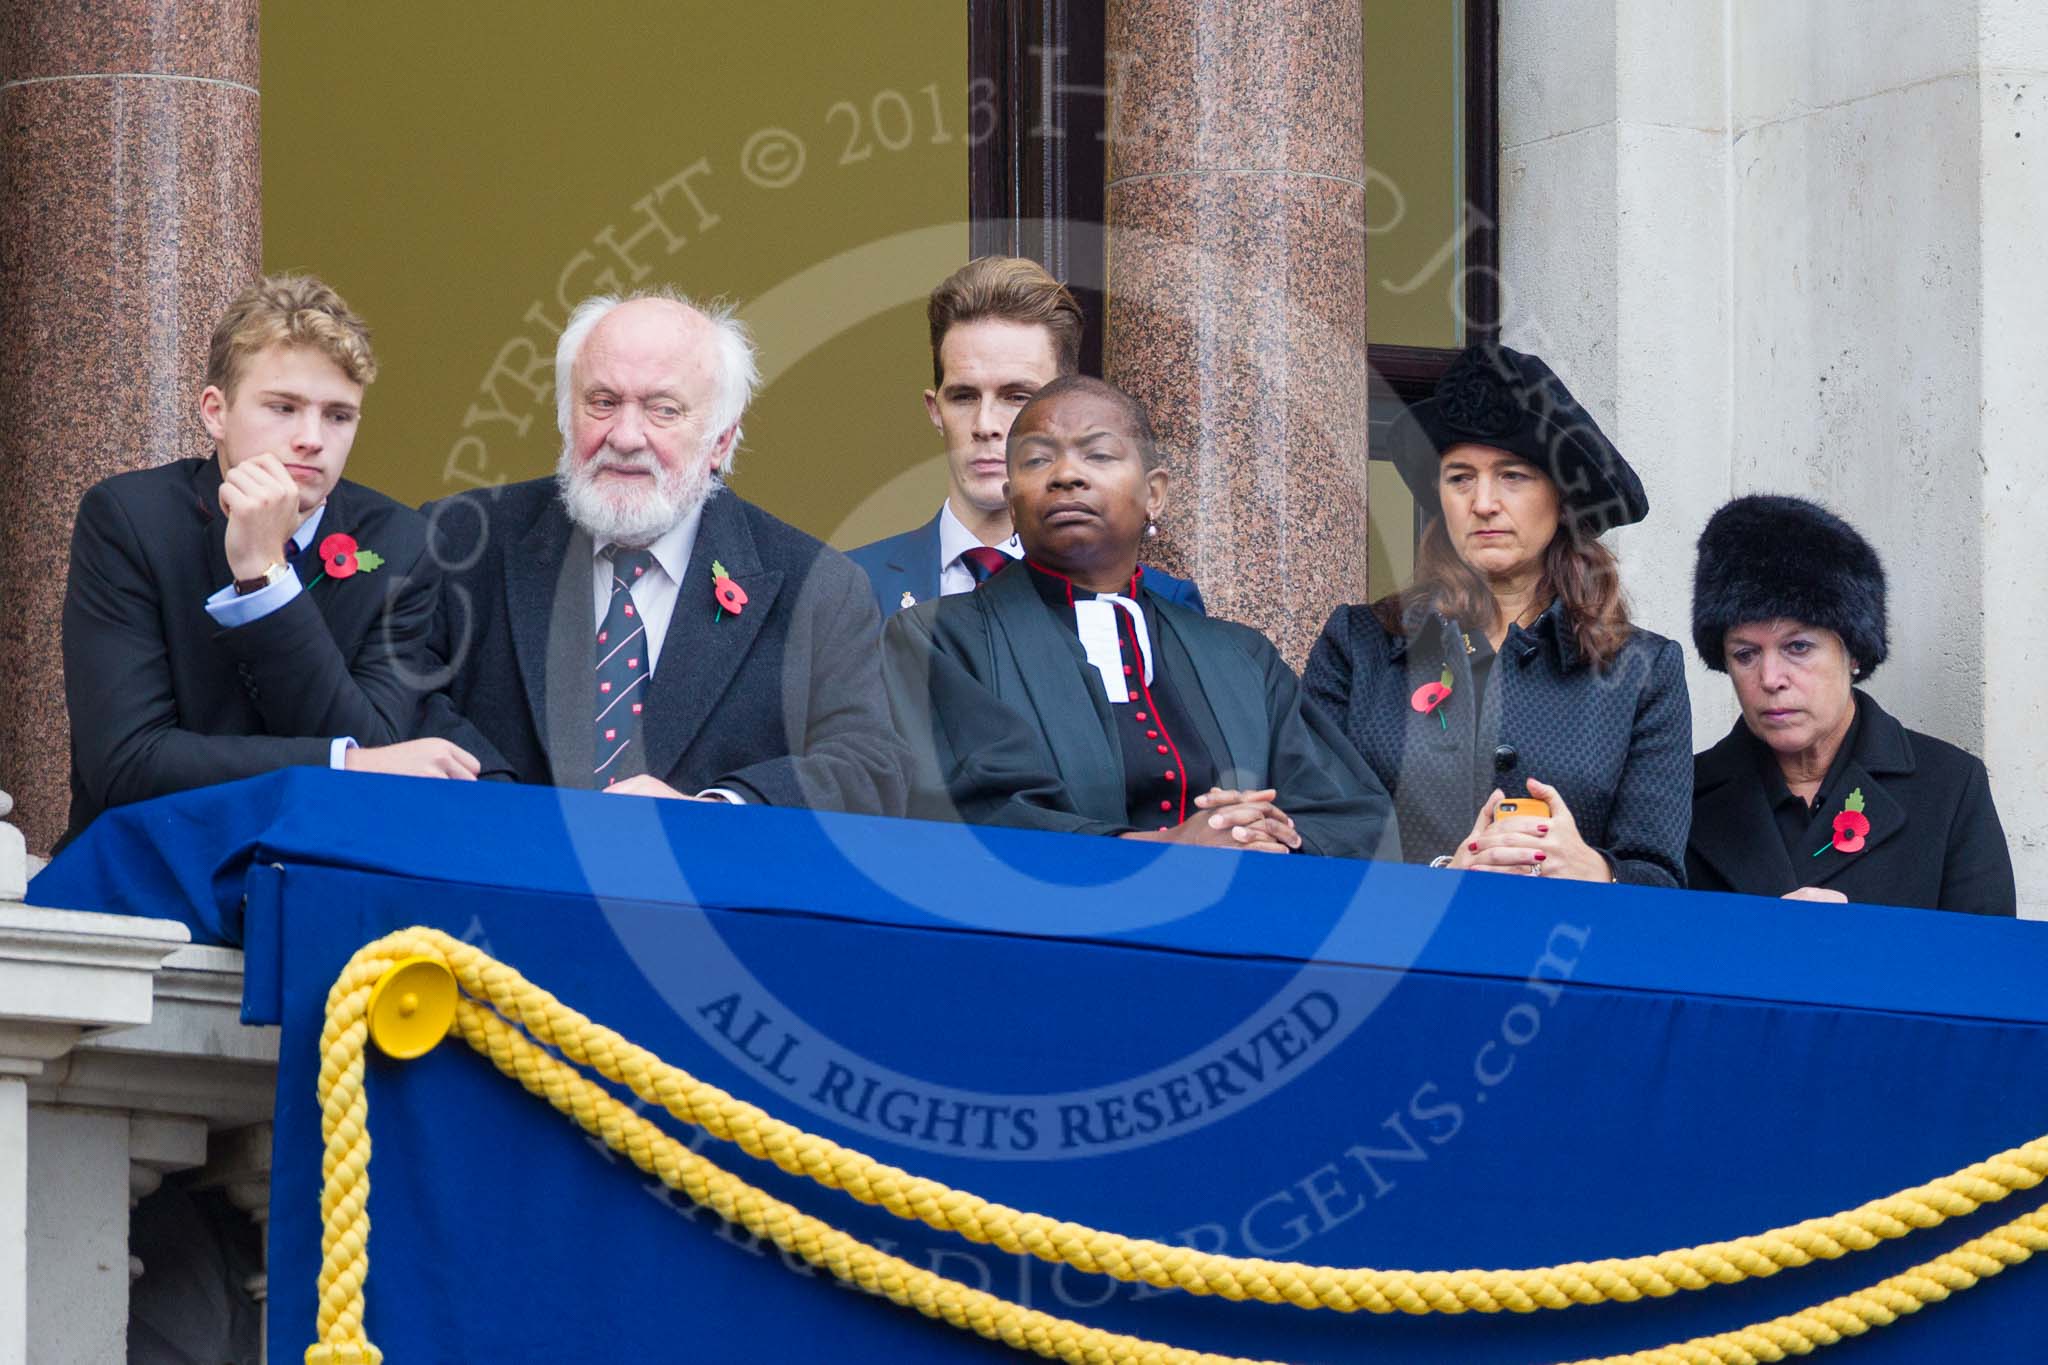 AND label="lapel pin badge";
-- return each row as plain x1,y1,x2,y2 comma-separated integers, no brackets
711,559,748,619
1813,787,1870,857
1410,664,1454,731
308,531,383,585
